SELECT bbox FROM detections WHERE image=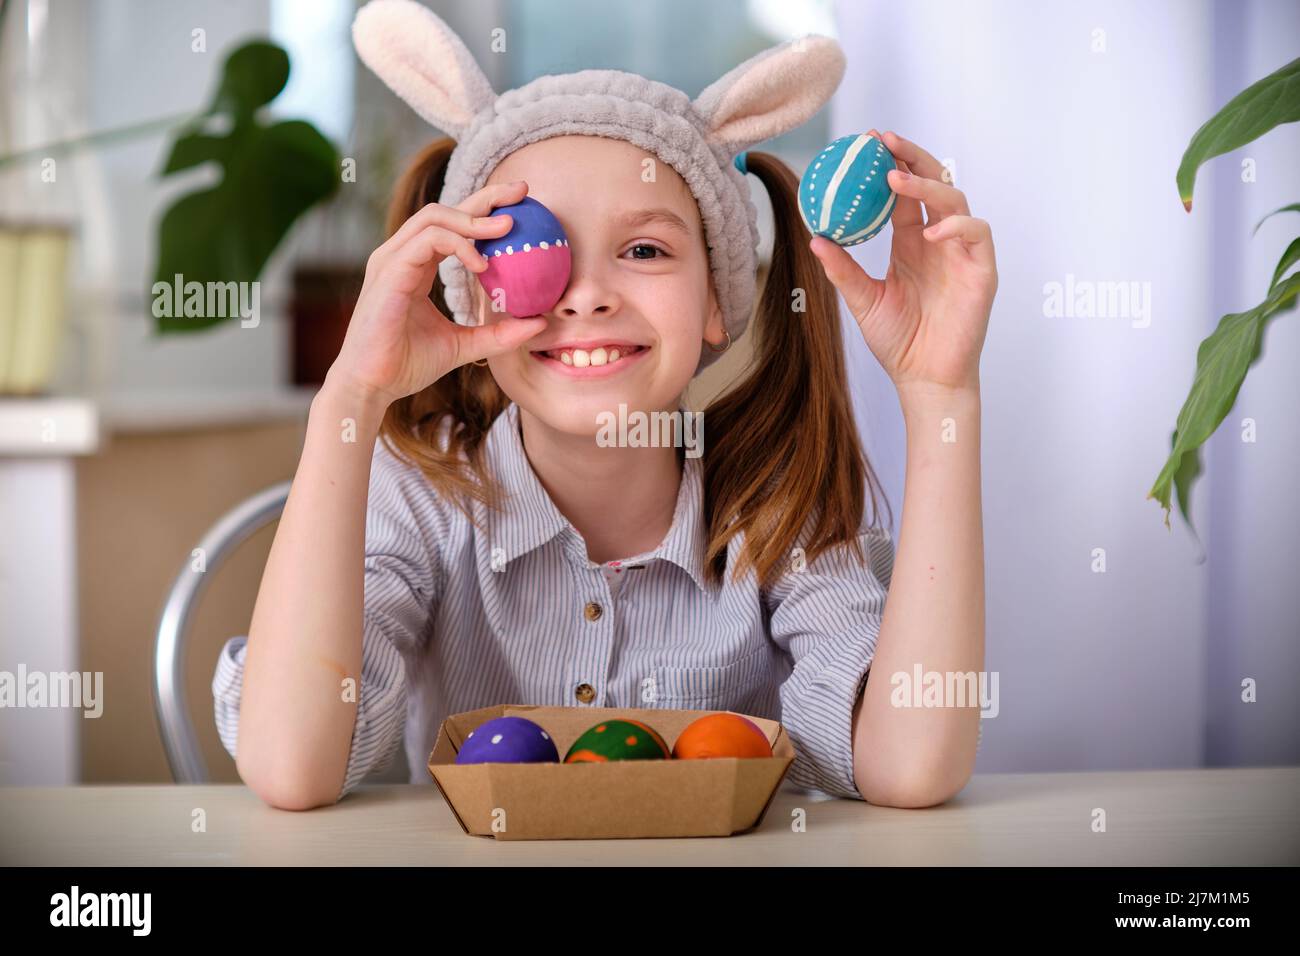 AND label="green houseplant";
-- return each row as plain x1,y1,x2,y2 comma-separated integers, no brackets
0,38,340,334
1148,56,1300,533
150,41,339,331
